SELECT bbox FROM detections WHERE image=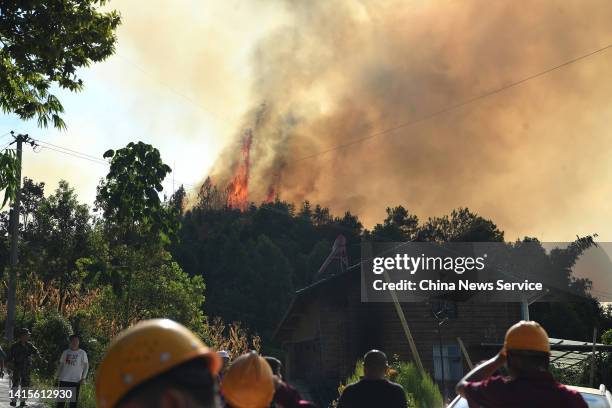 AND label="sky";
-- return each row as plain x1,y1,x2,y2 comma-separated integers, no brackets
2,0,612,243
0,0,287,205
